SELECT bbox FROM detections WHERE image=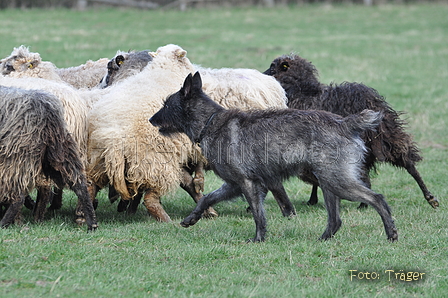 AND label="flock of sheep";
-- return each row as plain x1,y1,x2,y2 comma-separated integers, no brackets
0,44,437,235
